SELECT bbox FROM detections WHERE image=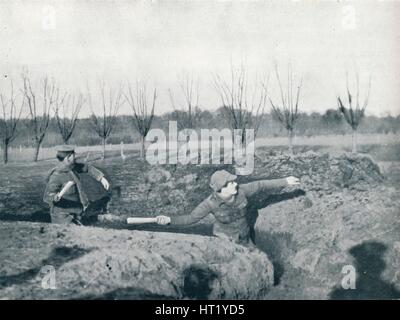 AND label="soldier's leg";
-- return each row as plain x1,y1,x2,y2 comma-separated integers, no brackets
80,213,98,225
80,196,110,225
79,205,98,226
50,210,75,224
